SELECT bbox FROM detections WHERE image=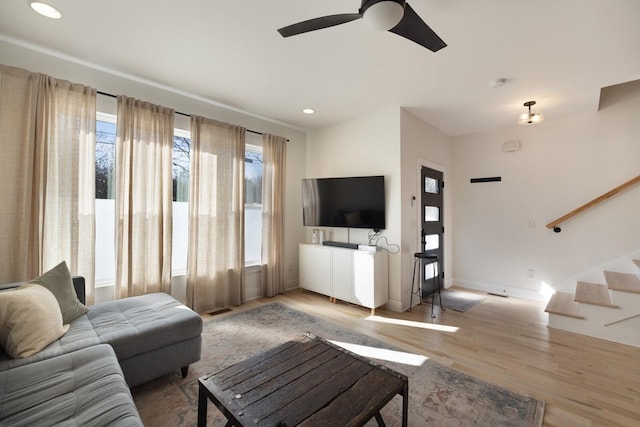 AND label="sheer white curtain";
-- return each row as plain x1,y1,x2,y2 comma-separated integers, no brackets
0,65,96,302
0,65,42,283
39,76,96,304
261,134,287,297
187,116,245,312
115,96,174,299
